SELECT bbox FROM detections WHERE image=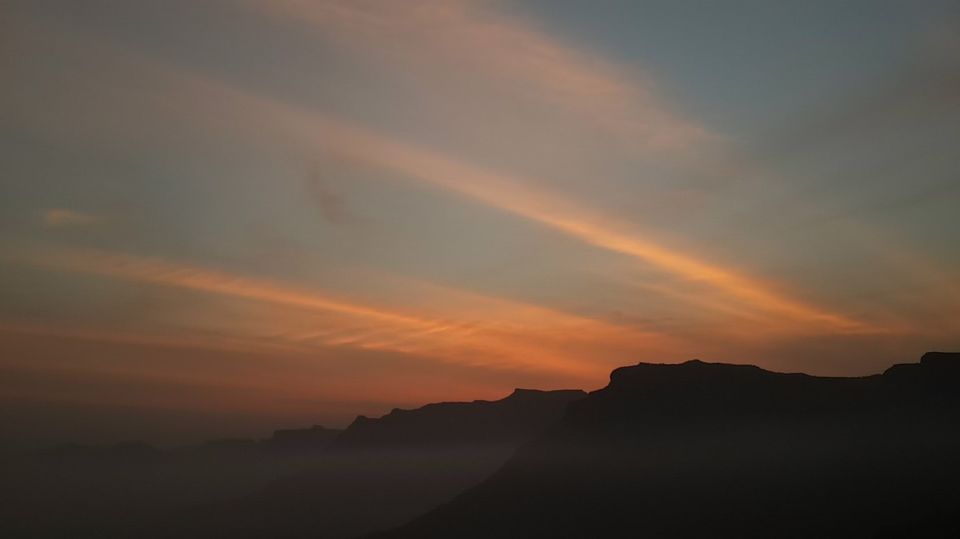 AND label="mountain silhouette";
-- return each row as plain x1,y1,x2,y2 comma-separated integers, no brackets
6,355,959,538
168,388,585,538
373,352,960,538
1,388,585,538
331,388,586,449
262,425,343,452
